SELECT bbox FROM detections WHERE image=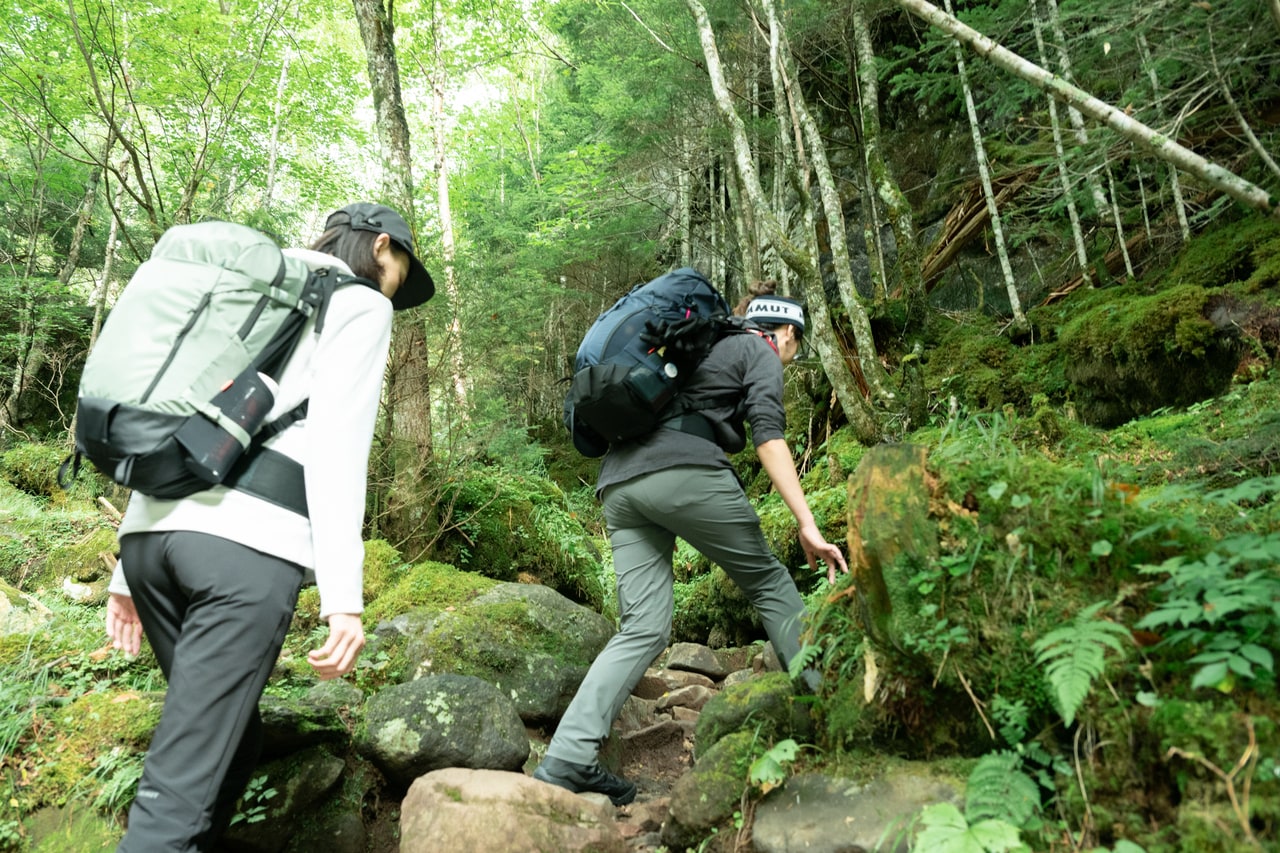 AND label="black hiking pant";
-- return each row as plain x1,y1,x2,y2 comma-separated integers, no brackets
116,531,303,853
